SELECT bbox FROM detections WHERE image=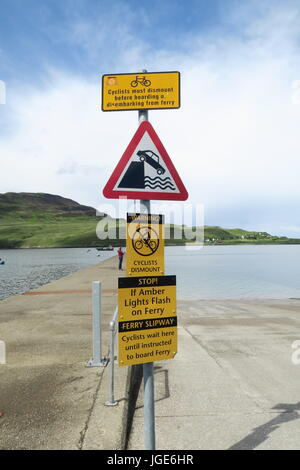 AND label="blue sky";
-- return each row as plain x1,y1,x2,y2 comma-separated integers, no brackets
0,0,226,82
1,0,300,236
